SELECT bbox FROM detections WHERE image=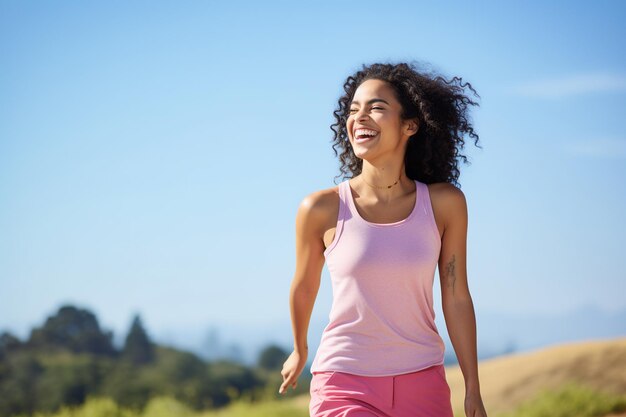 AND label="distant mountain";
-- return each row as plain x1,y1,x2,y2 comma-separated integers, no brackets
150,304,626,368
465,304,626,357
